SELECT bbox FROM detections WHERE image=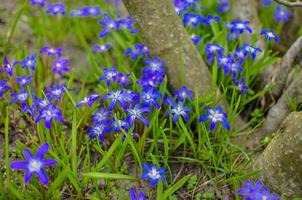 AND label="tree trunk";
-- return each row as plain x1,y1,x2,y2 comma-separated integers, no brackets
254,112,302,198
122,0,212,97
